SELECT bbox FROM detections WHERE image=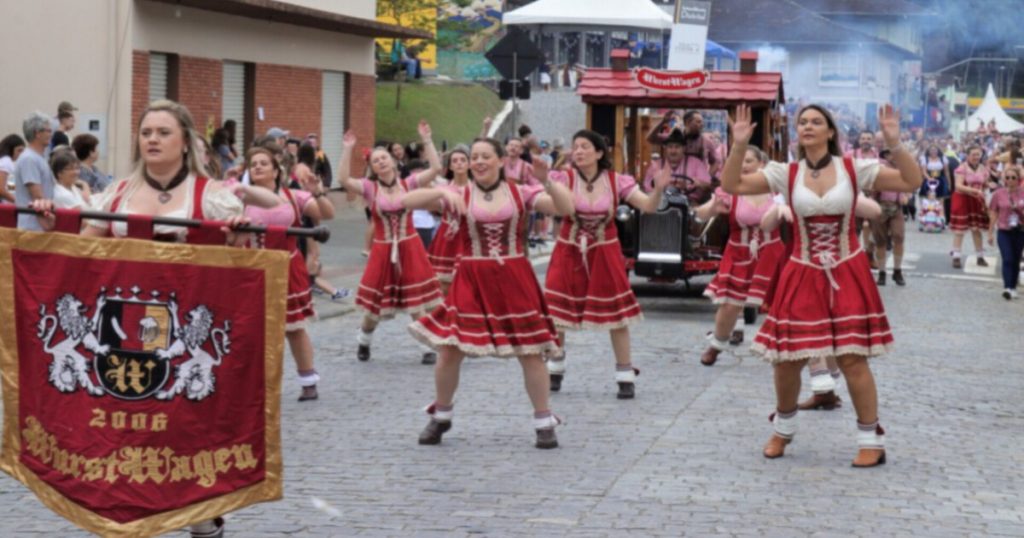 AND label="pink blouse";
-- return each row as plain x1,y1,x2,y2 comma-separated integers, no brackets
245,189,312,227
551,170,638,213
503,158,536,186
469,182,543,223
955,163,988,188
714,188,775,228
990,187,1024,230
360,172,424,211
